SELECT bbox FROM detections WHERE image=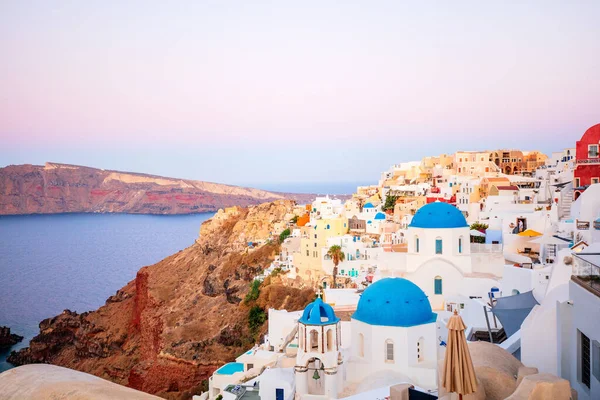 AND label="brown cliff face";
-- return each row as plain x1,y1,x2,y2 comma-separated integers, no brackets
8,200,315,399
0,162,318,215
